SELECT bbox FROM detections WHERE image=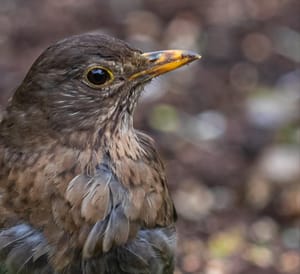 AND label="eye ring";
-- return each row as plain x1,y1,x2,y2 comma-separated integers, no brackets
83,65,114,88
